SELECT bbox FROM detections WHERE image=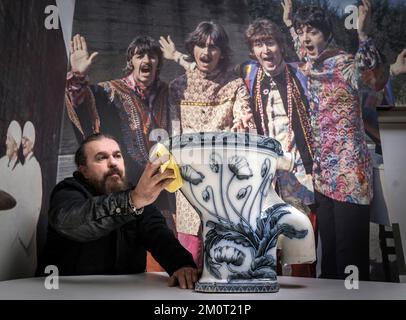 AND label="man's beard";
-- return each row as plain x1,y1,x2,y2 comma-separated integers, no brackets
89,168,128,194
